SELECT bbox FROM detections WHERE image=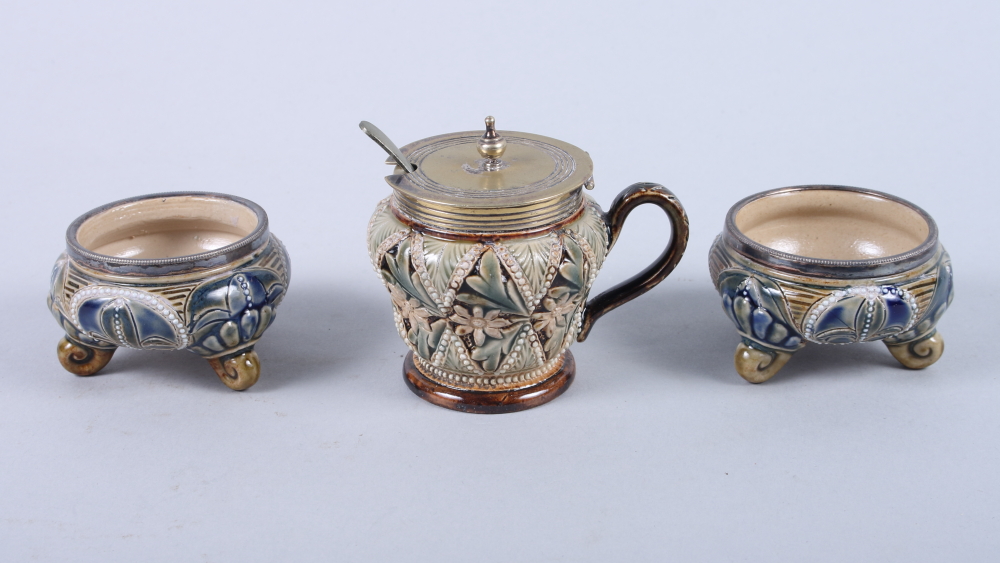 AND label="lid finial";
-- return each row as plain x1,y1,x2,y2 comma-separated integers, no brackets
477,116,507,171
